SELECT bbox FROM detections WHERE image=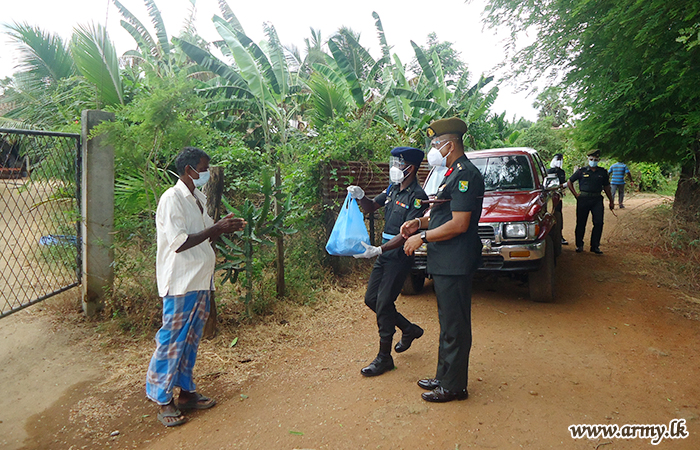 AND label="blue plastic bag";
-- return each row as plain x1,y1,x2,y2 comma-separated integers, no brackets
325,193,370,256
